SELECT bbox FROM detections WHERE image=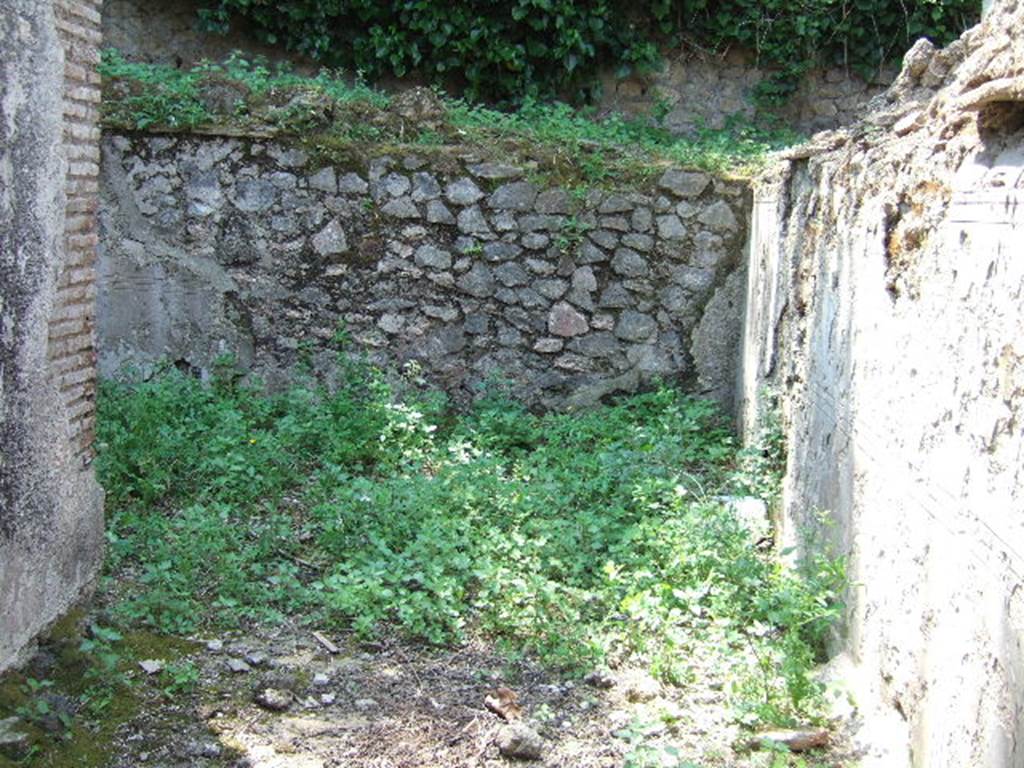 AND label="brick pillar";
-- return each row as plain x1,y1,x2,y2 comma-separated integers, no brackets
53,0,103,460
0,0,105,672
